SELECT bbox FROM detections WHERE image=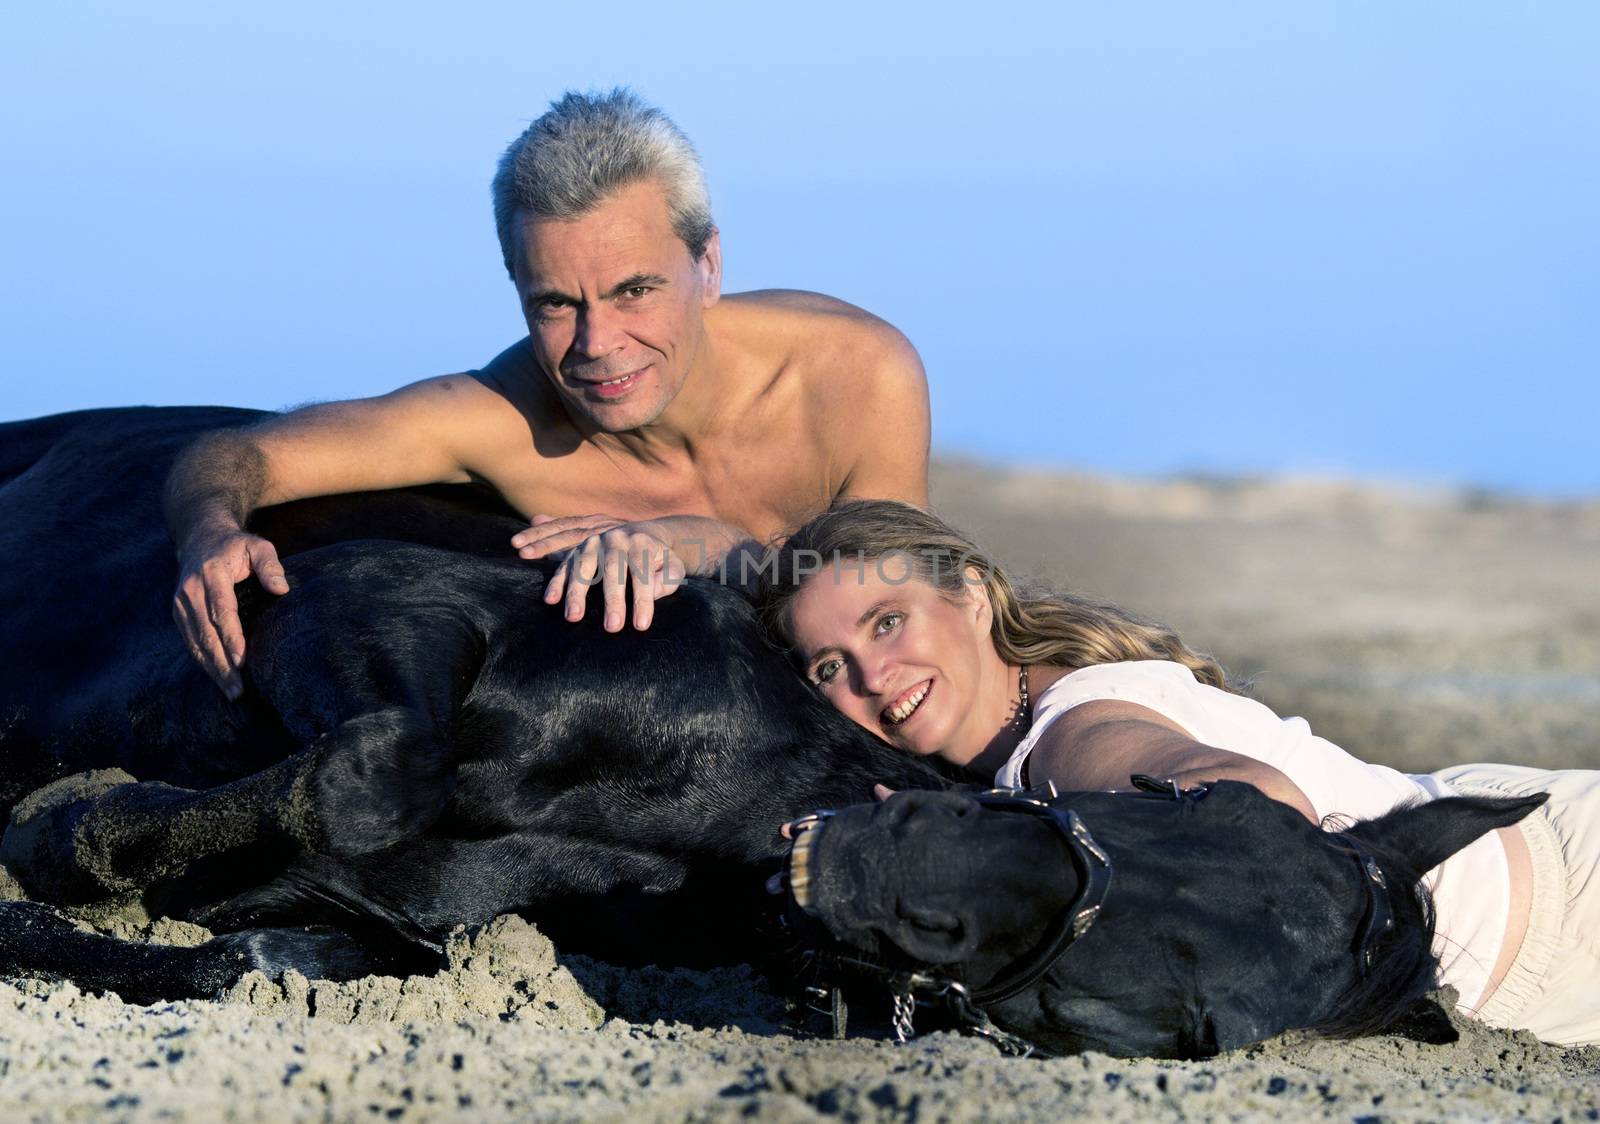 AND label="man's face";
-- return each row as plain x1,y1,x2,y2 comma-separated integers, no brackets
511,180,721,433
